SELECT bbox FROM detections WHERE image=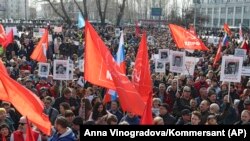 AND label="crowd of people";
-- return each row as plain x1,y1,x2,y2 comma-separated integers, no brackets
0,22,250,141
